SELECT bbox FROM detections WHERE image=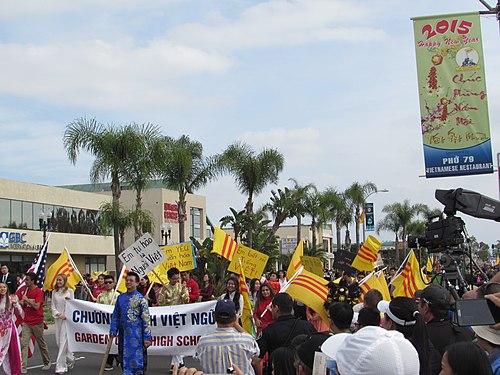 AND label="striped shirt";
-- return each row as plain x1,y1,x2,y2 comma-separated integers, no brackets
195,327,259,375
